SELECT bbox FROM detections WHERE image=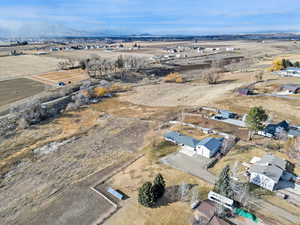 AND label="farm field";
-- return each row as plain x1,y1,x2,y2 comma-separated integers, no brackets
48,48,157,61
0,78,45,107
0,55,62,81
30,69,88,85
